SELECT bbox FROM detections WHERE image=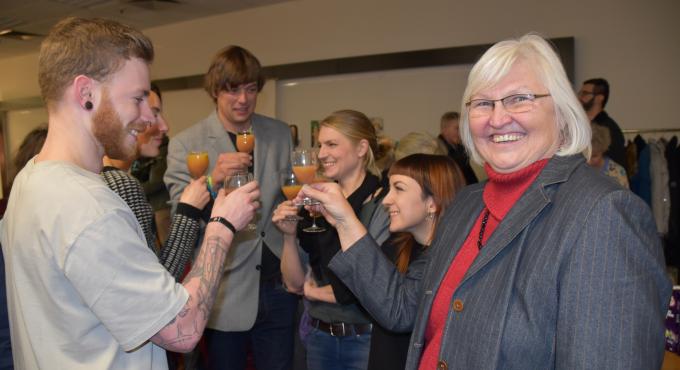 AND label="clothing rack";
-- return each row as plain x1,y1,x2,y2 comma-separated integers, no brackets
623,128,680,134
